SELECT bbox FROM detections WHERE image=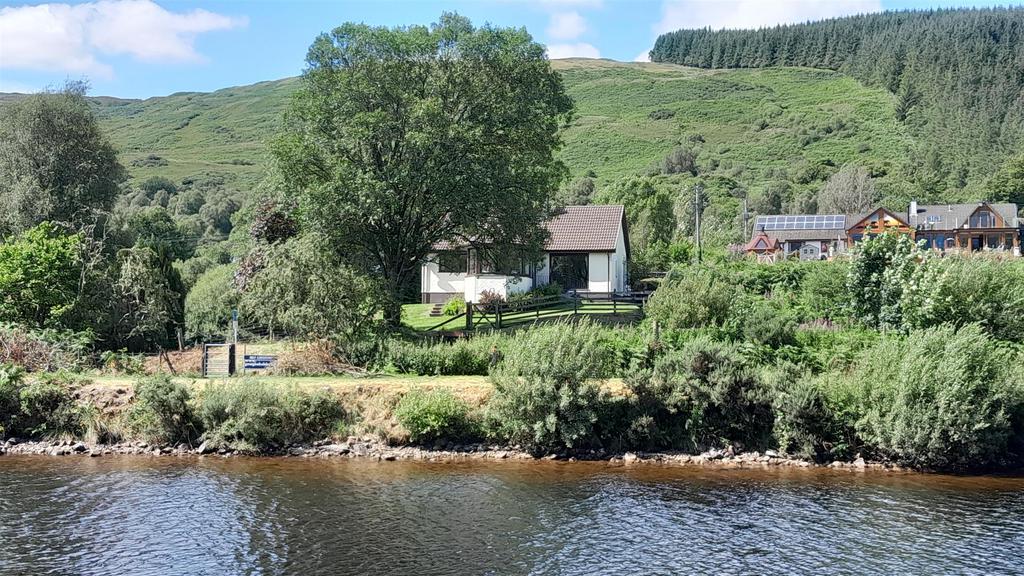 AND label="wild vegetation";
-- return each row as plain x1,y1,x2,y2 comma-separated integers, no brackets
2,11,1024,472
